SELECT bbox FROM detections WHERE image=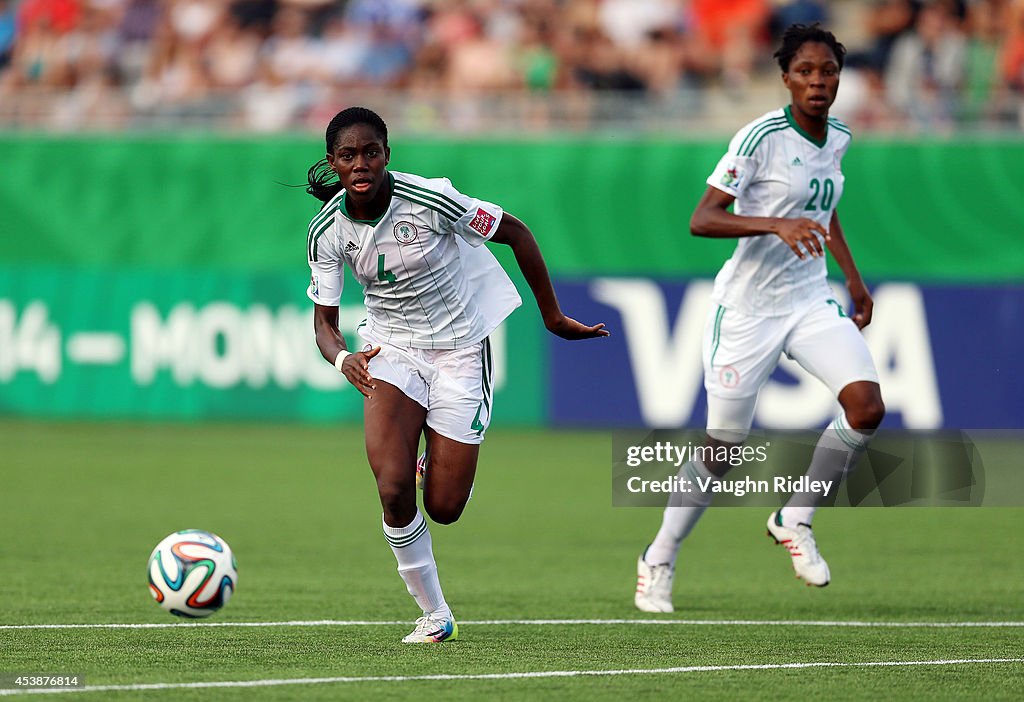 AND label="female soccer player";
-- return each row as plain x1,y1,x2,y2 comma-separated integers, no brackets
635,25,885,613
306,107,608,642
